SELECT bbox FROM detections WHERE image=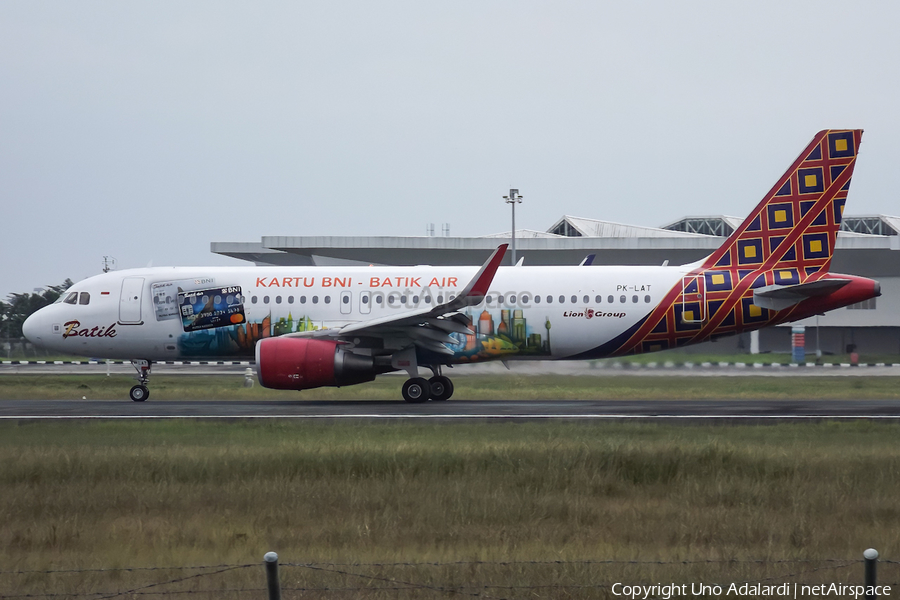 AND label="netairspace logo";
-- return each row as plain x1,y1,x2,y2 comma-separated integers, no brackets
611,582,891,599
